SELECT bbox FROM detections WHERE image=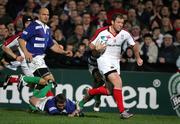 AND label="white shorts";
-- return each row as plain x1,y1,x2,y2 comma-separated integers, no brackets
28,55,47,73
97,56,120,75
20,59,34,76
35,96,53,111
